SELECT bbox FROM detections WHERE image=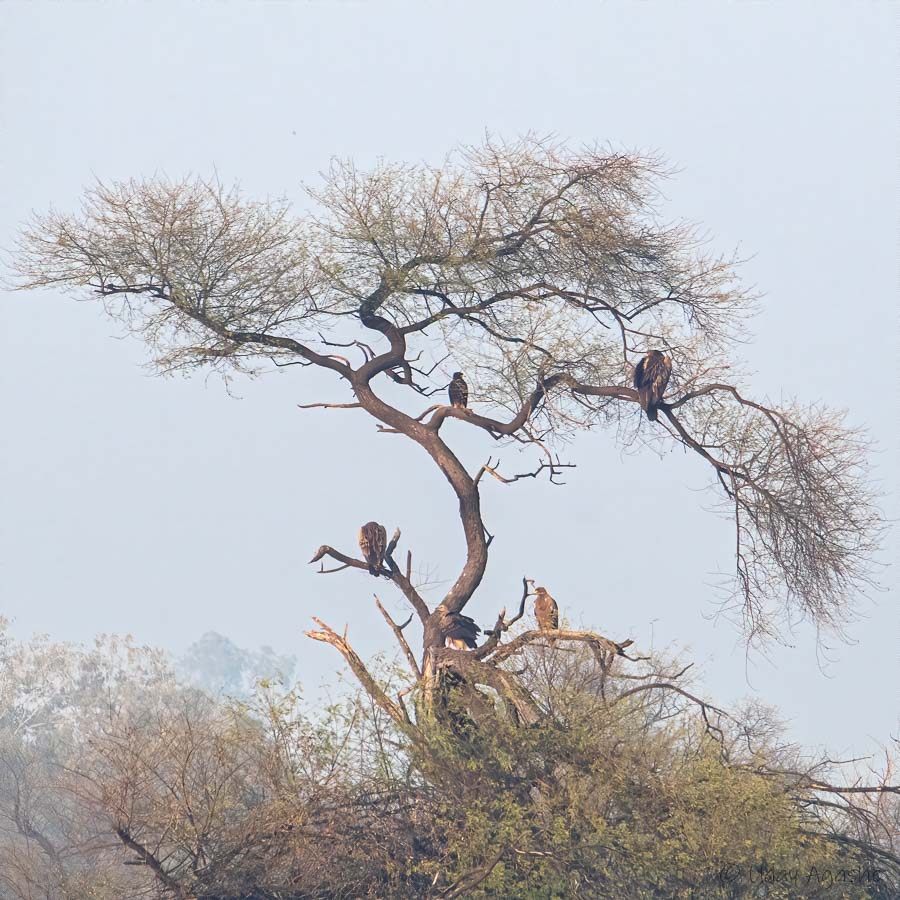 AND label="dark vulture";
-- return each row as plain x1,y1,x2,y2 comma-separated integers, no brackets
442,610,481,650
358,521,387,576
448,372,469,409
633,350,672,422
436,668,478,740
533,587,559,632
